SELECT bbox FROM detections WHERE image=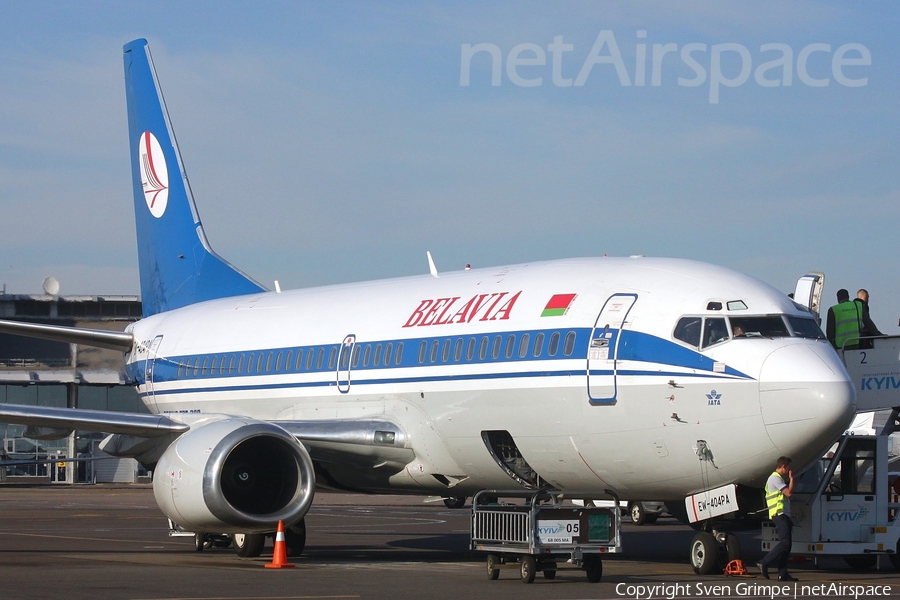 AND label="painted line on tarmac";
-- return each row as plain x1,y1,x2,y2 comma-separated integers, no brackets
1,531,185,546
